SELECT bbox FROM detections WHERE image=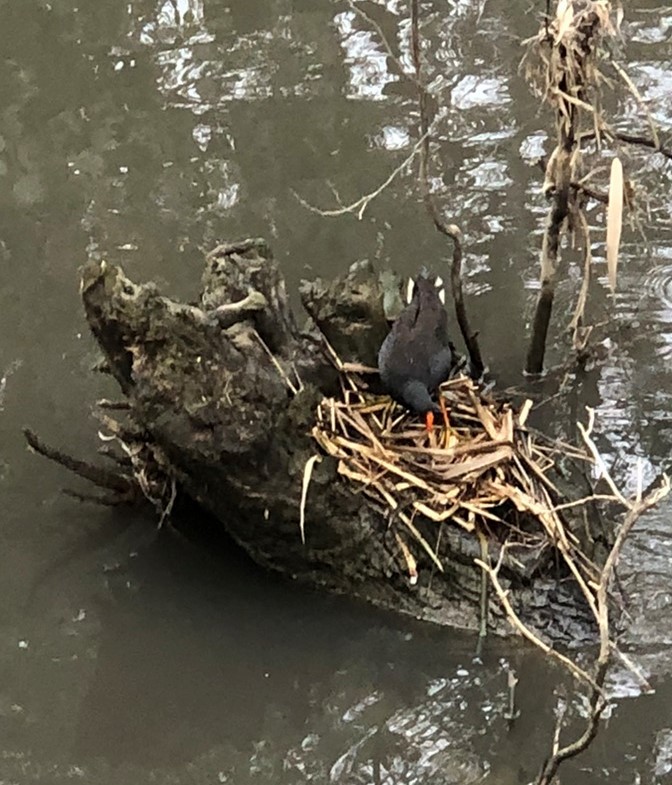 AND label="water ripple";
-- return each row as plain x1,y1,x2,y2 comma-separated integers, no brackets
451,74,510,110
644,263,672,359
334,12,397,101
629,14,672,45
